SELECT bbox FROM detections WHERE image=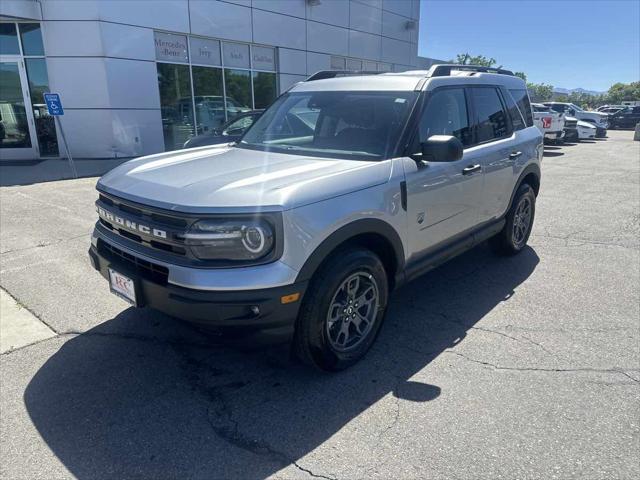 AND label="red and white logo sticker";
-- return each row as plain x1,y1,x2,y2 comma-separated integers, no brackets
542,117,552,129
